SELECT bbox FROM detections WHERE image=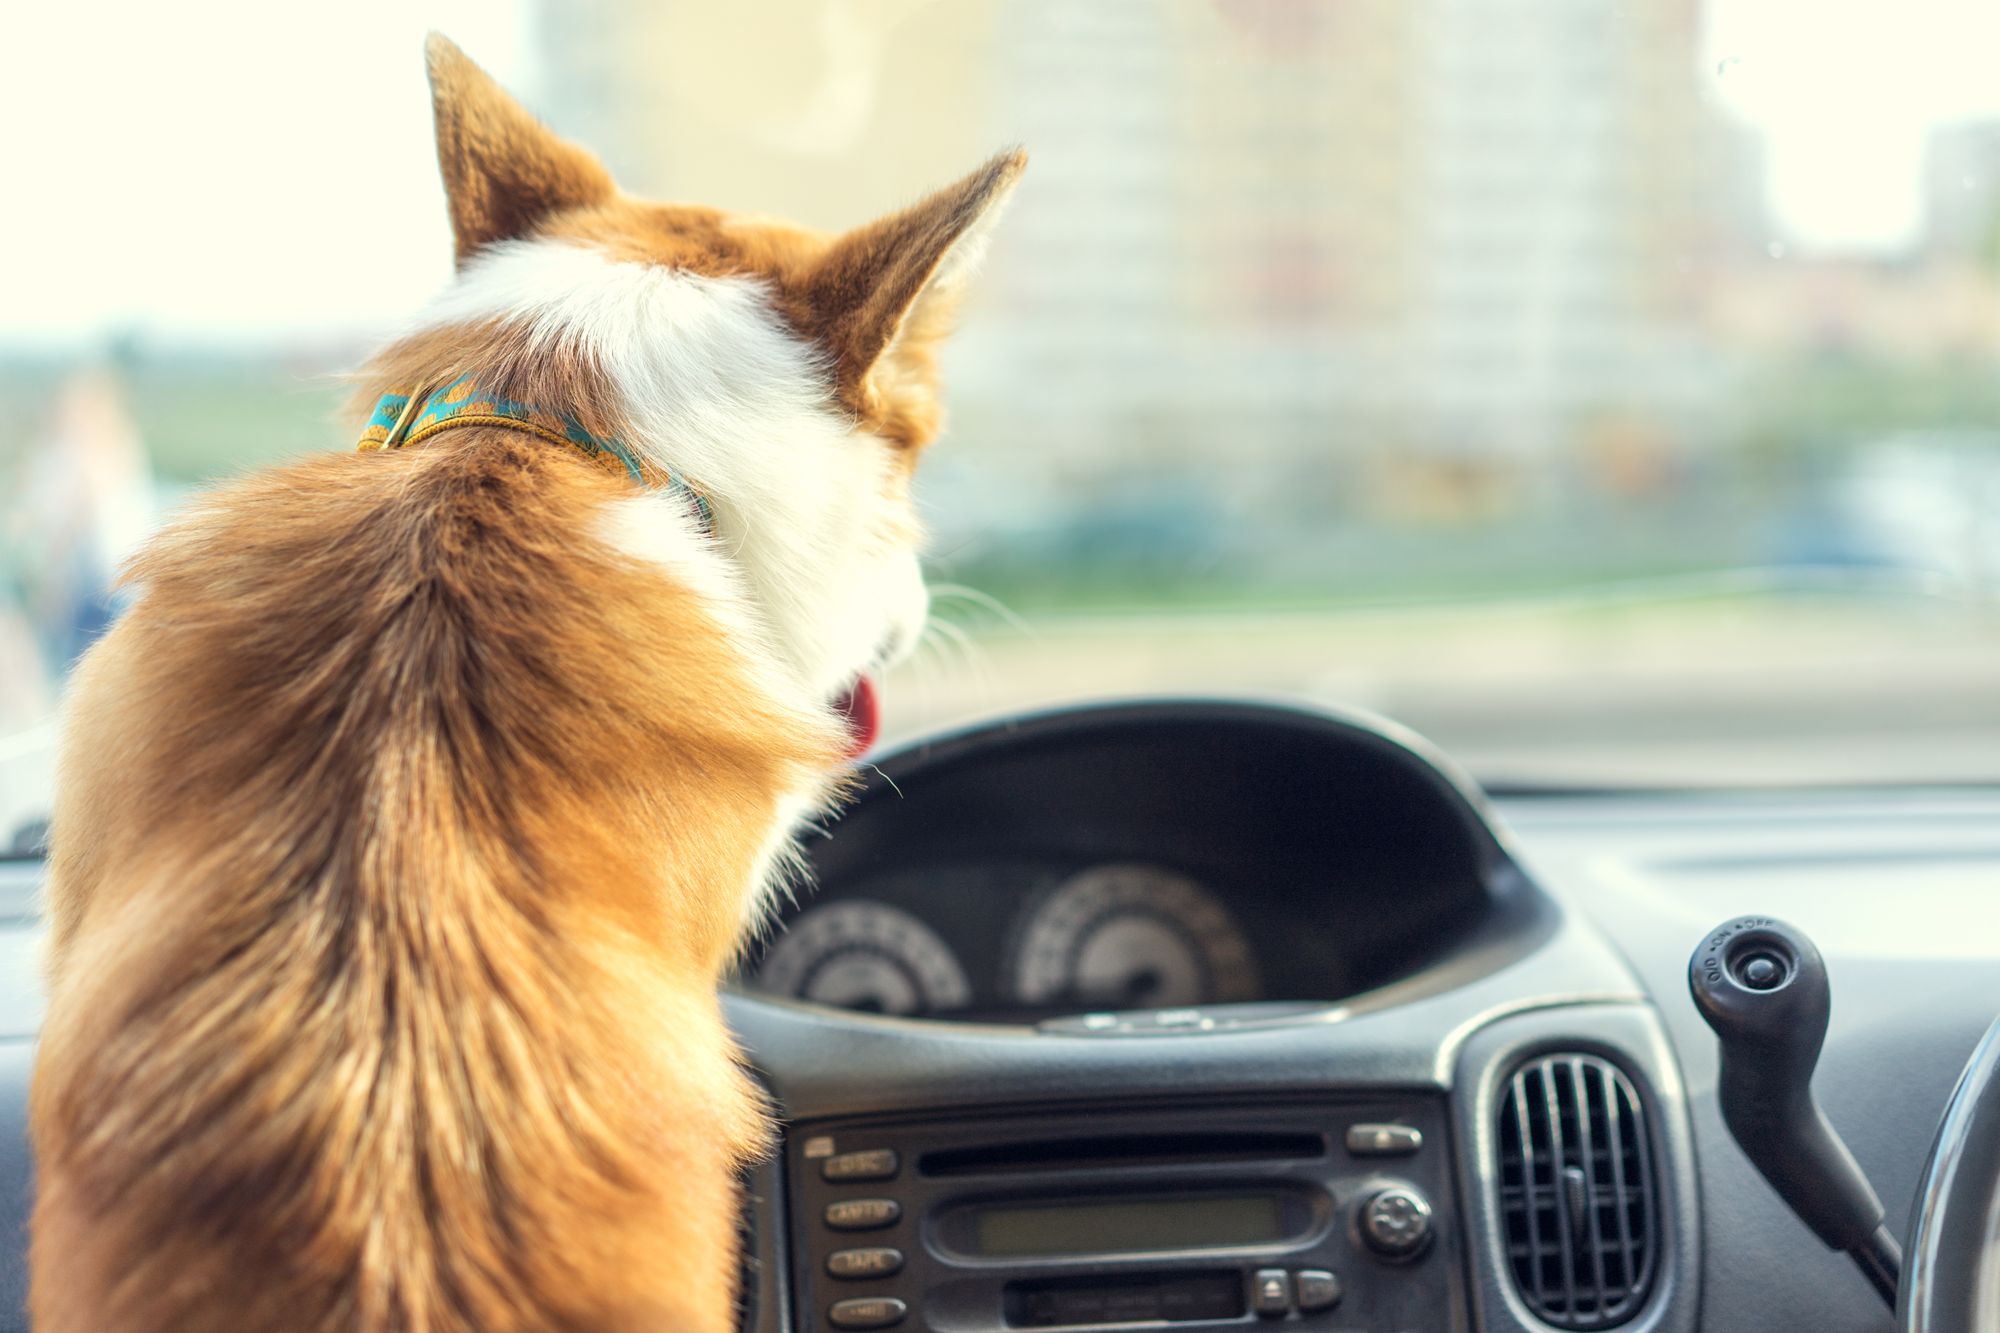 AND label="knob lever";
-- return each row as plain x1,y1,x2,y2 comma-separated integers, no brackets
1688,916,1899,1308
